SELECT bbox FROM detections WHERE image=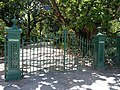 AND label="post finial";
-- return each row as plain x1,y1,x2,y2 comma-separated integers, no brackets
11,19,18,26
